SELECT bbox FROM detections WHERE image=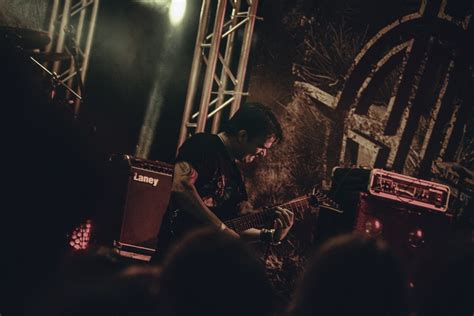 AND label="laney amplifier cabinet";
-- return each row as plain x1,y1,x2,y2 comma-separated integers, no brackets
368,169,450,213
93,155,173,261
